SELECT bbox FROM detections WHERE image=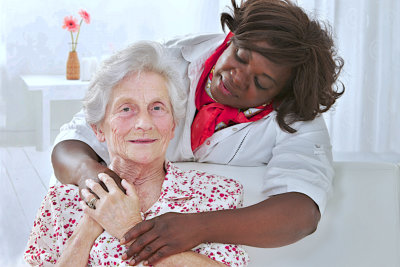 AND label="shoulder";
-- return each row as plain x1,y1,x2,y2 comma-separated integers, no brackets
167,162,242,192
166,162,243,208
162,33,226,63
162,33,225,49
274,115,331,144
46,184,80,208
